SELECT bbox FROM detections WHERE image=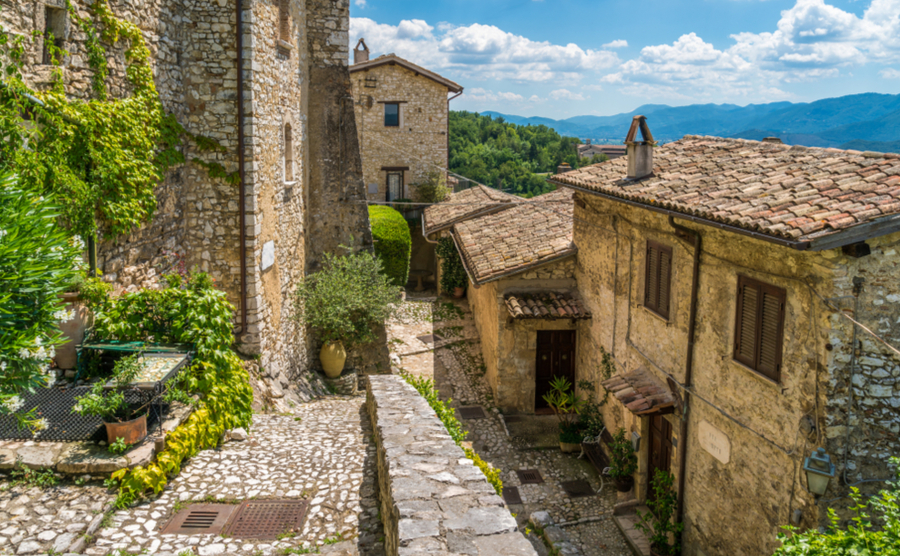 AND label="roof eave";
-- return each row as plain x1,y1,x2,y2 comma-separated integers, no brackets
549,179,812,252
423,202,517,237
462,248,578,287
350,56,464,93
